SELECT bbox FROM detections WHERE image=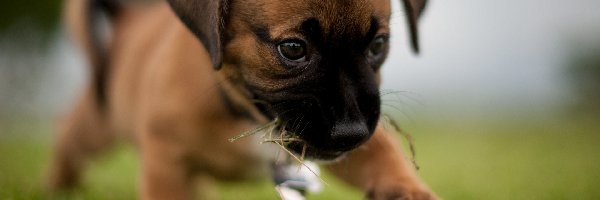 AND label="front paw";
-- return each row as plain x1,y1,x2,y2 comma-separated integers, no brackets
366,184,440,200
